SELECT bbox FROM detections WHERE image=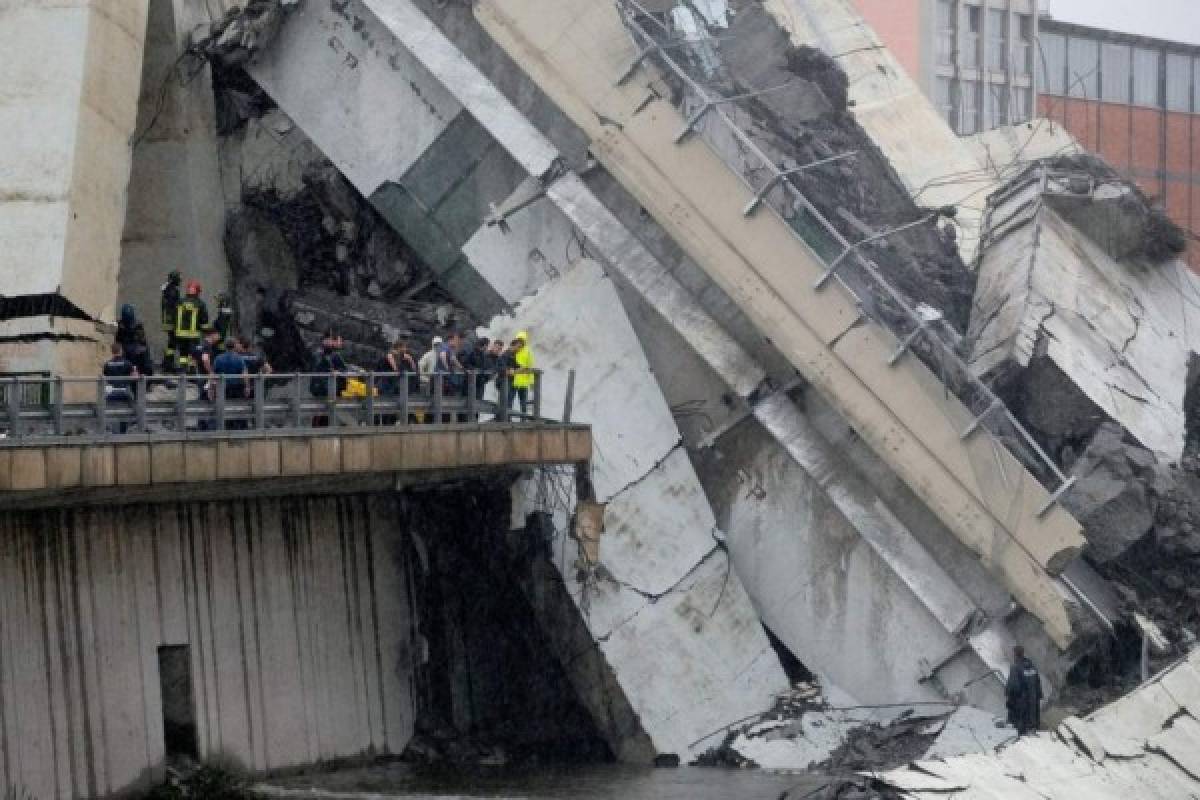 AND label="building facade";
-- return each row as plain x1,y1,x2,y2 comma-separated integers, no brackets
852,0,1039,135
1037,19,1200,266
